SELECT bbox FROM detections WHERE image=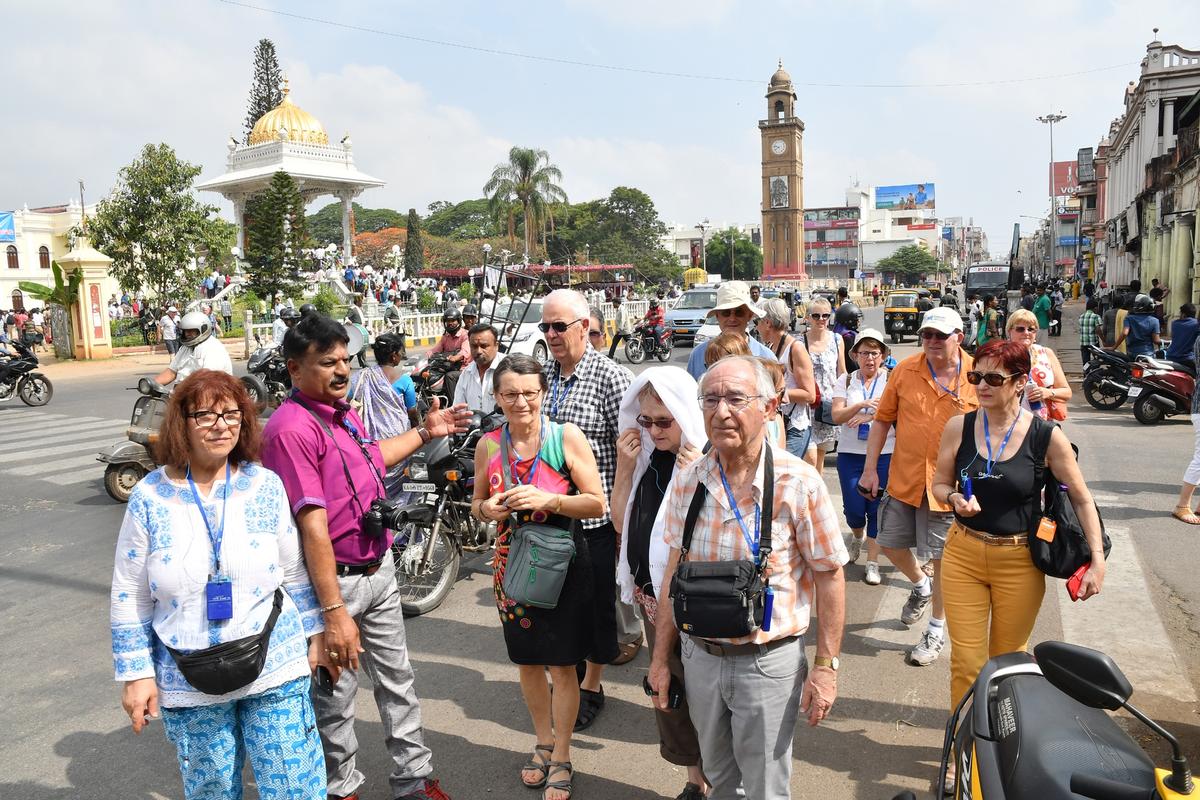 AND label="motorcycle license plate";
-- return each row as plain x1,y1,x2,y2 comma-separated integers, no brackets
1127,387,1141,397
891,321,905,330
402,482,437,493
